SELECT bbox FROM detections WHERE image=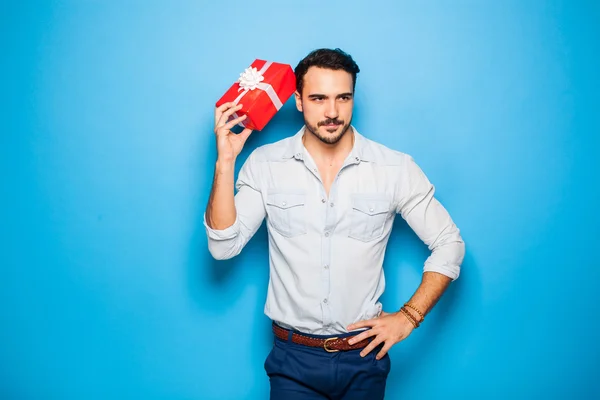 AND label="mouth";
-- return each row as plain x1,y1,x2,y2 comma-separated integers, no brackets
323,123,341,130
